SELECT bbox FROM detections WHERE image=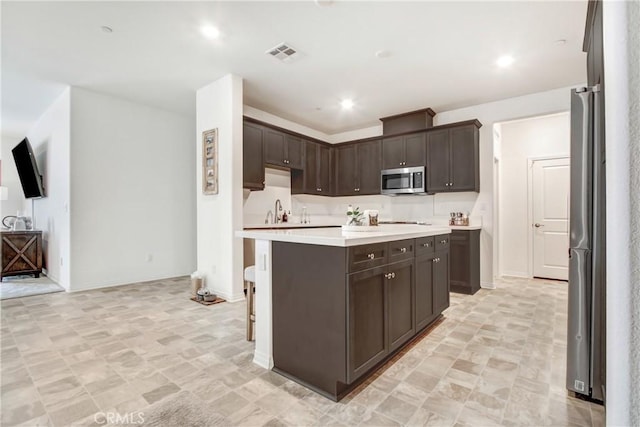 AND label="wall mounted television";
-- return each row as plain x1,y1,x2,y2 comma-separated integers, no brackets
12,137,45,199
